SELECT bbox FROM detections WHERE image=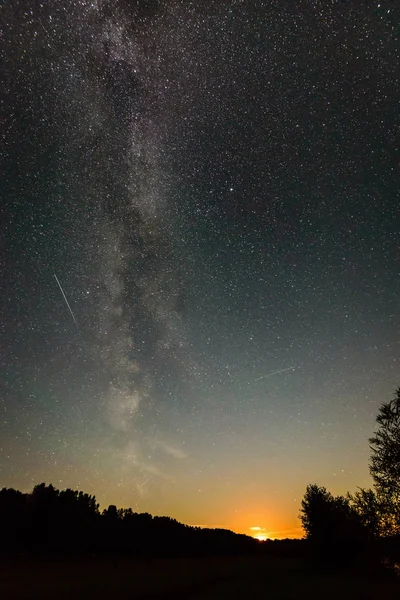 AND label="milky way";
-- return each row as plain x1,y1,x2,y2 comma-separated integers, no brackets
2,1,399,537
